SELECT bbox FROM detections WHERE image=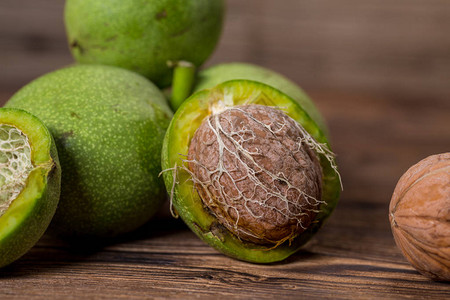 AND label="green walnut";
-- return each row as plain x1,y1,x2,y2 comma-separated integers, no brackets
6,65,172,238
194,62,328,135
161,80,341,263
65,0,225,88
0,108,61,268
